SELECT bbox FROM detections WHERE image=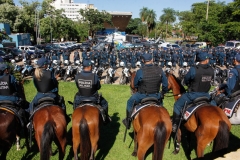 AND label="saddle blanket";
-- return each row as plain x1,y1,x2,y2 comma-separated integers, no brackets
223,98,240,118
0,106,24,127
131,104,160,118
183,104,205,121
75,103,106,121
